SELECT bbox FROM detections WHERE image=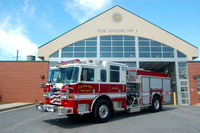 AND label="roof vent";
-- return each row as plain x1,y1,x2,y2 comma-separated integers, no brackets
27,55,35,61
